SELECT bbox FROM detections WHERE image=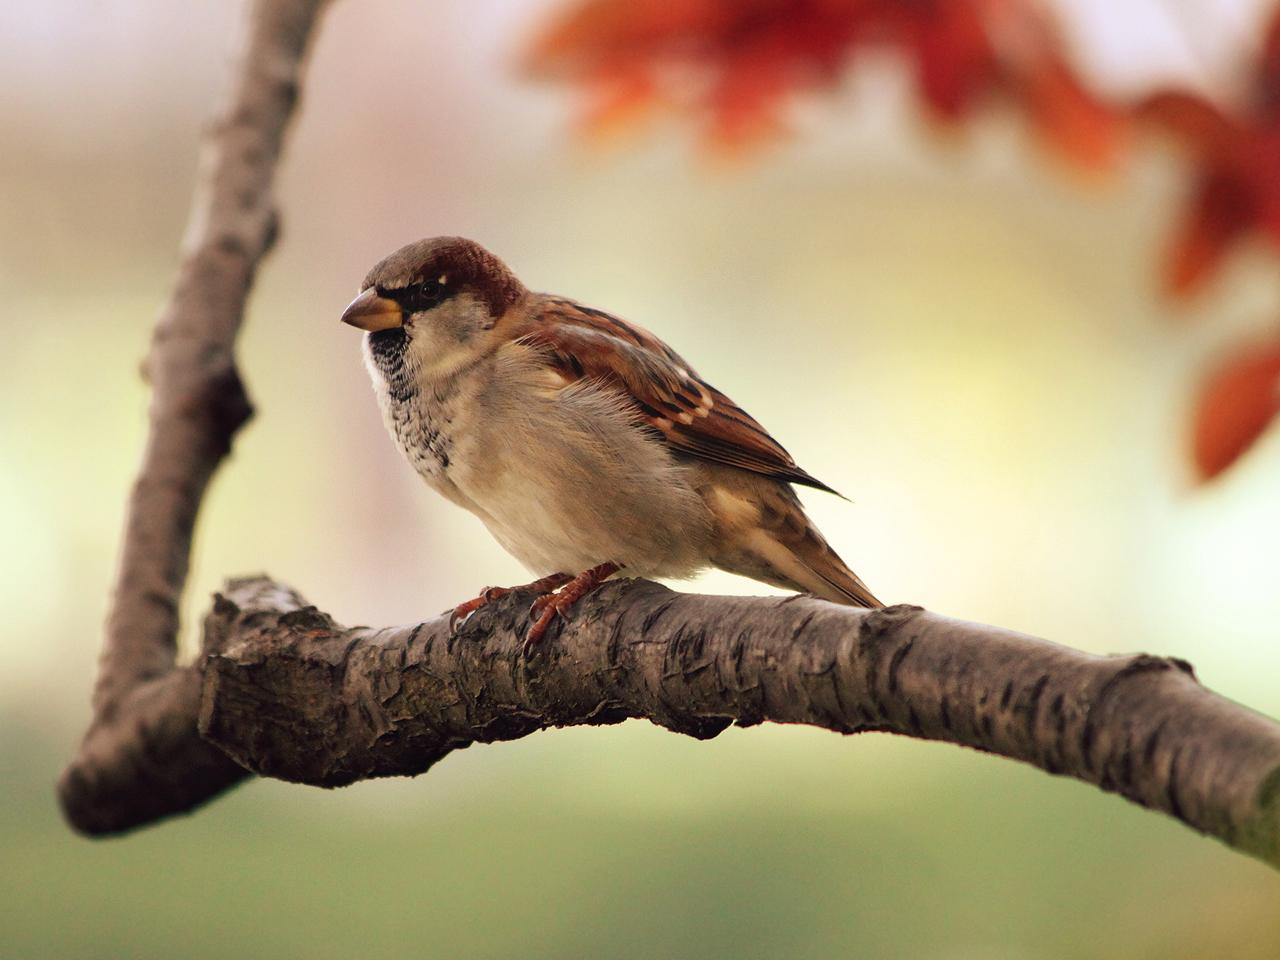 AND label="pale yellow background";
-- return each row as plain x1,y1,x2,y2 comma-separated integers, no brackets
3,1,1279,957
